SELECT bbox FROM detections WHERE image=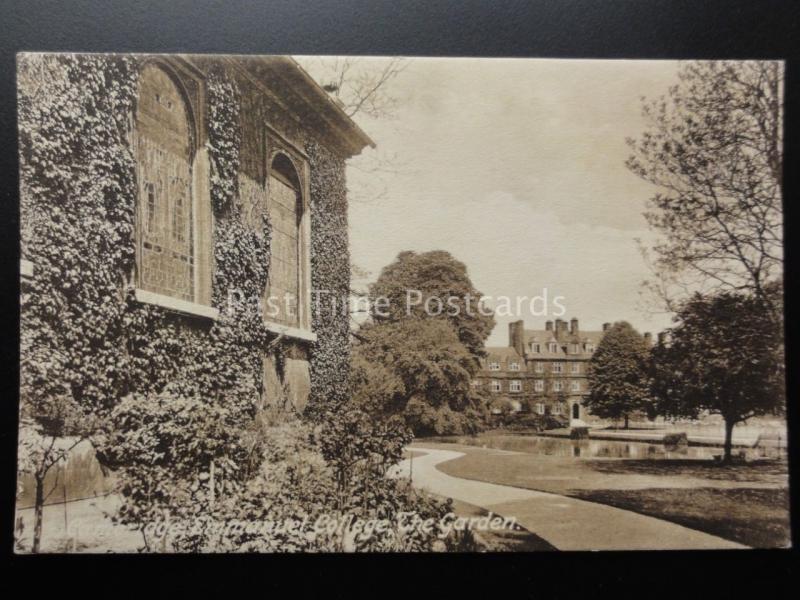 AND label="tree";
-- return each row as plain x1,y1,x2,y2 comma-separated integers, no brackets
352,318,487,436
627,61,783,318
297,57,410,206
585,322,651,429
368,250,496,358
650,292,784,463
